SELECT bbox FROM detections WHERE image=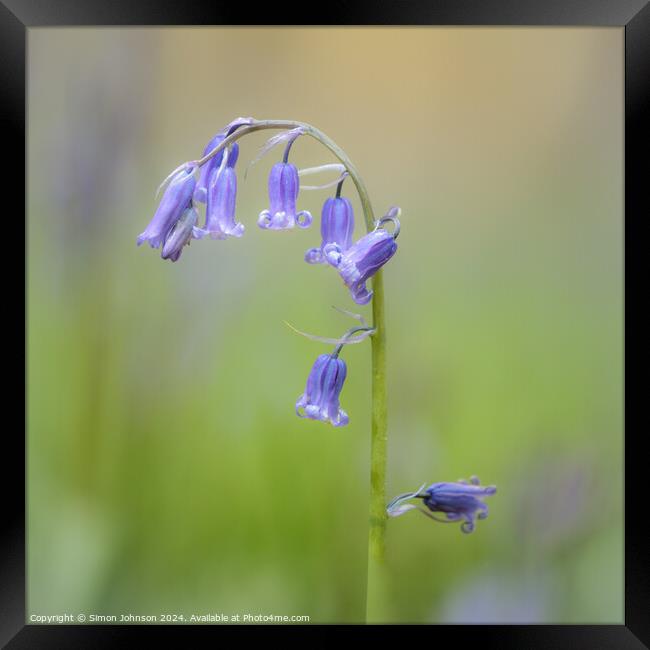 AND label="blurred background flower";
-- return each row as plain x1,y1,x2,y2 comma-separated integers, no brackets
28,27,623,623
